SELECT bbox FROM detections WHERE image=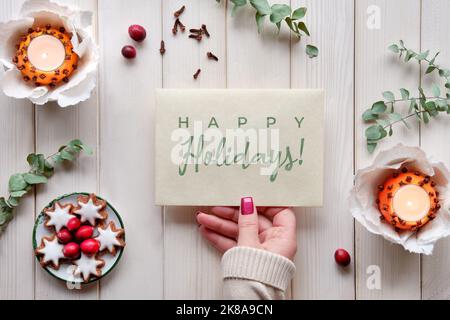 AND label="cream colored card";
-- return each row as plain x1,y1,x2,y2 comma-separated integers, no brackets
155,89,324,207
